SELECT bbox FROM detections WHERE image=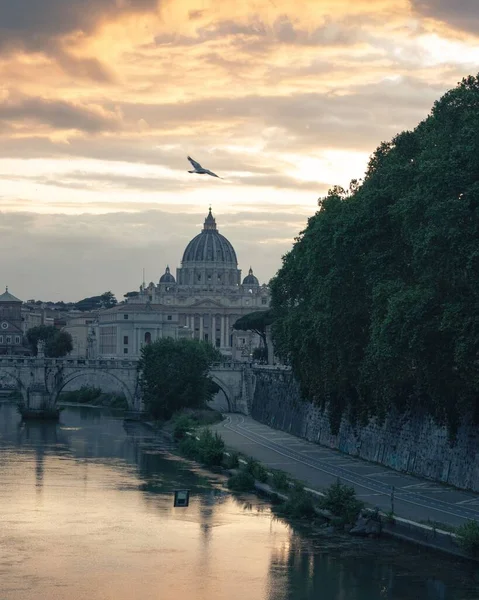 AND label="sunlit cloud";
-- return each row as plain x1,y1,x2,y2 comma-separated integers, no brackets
0,0,477,299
